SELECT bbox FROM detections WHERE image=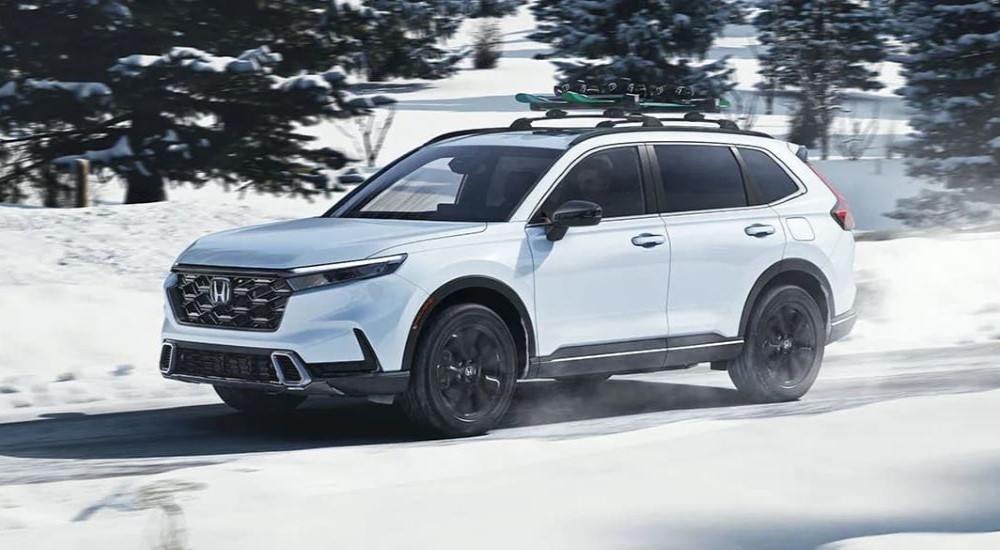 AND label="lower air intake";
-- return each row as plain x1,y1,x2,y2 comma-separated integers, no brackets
172,347,278,384
272,354,302,383
159,343,175,374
